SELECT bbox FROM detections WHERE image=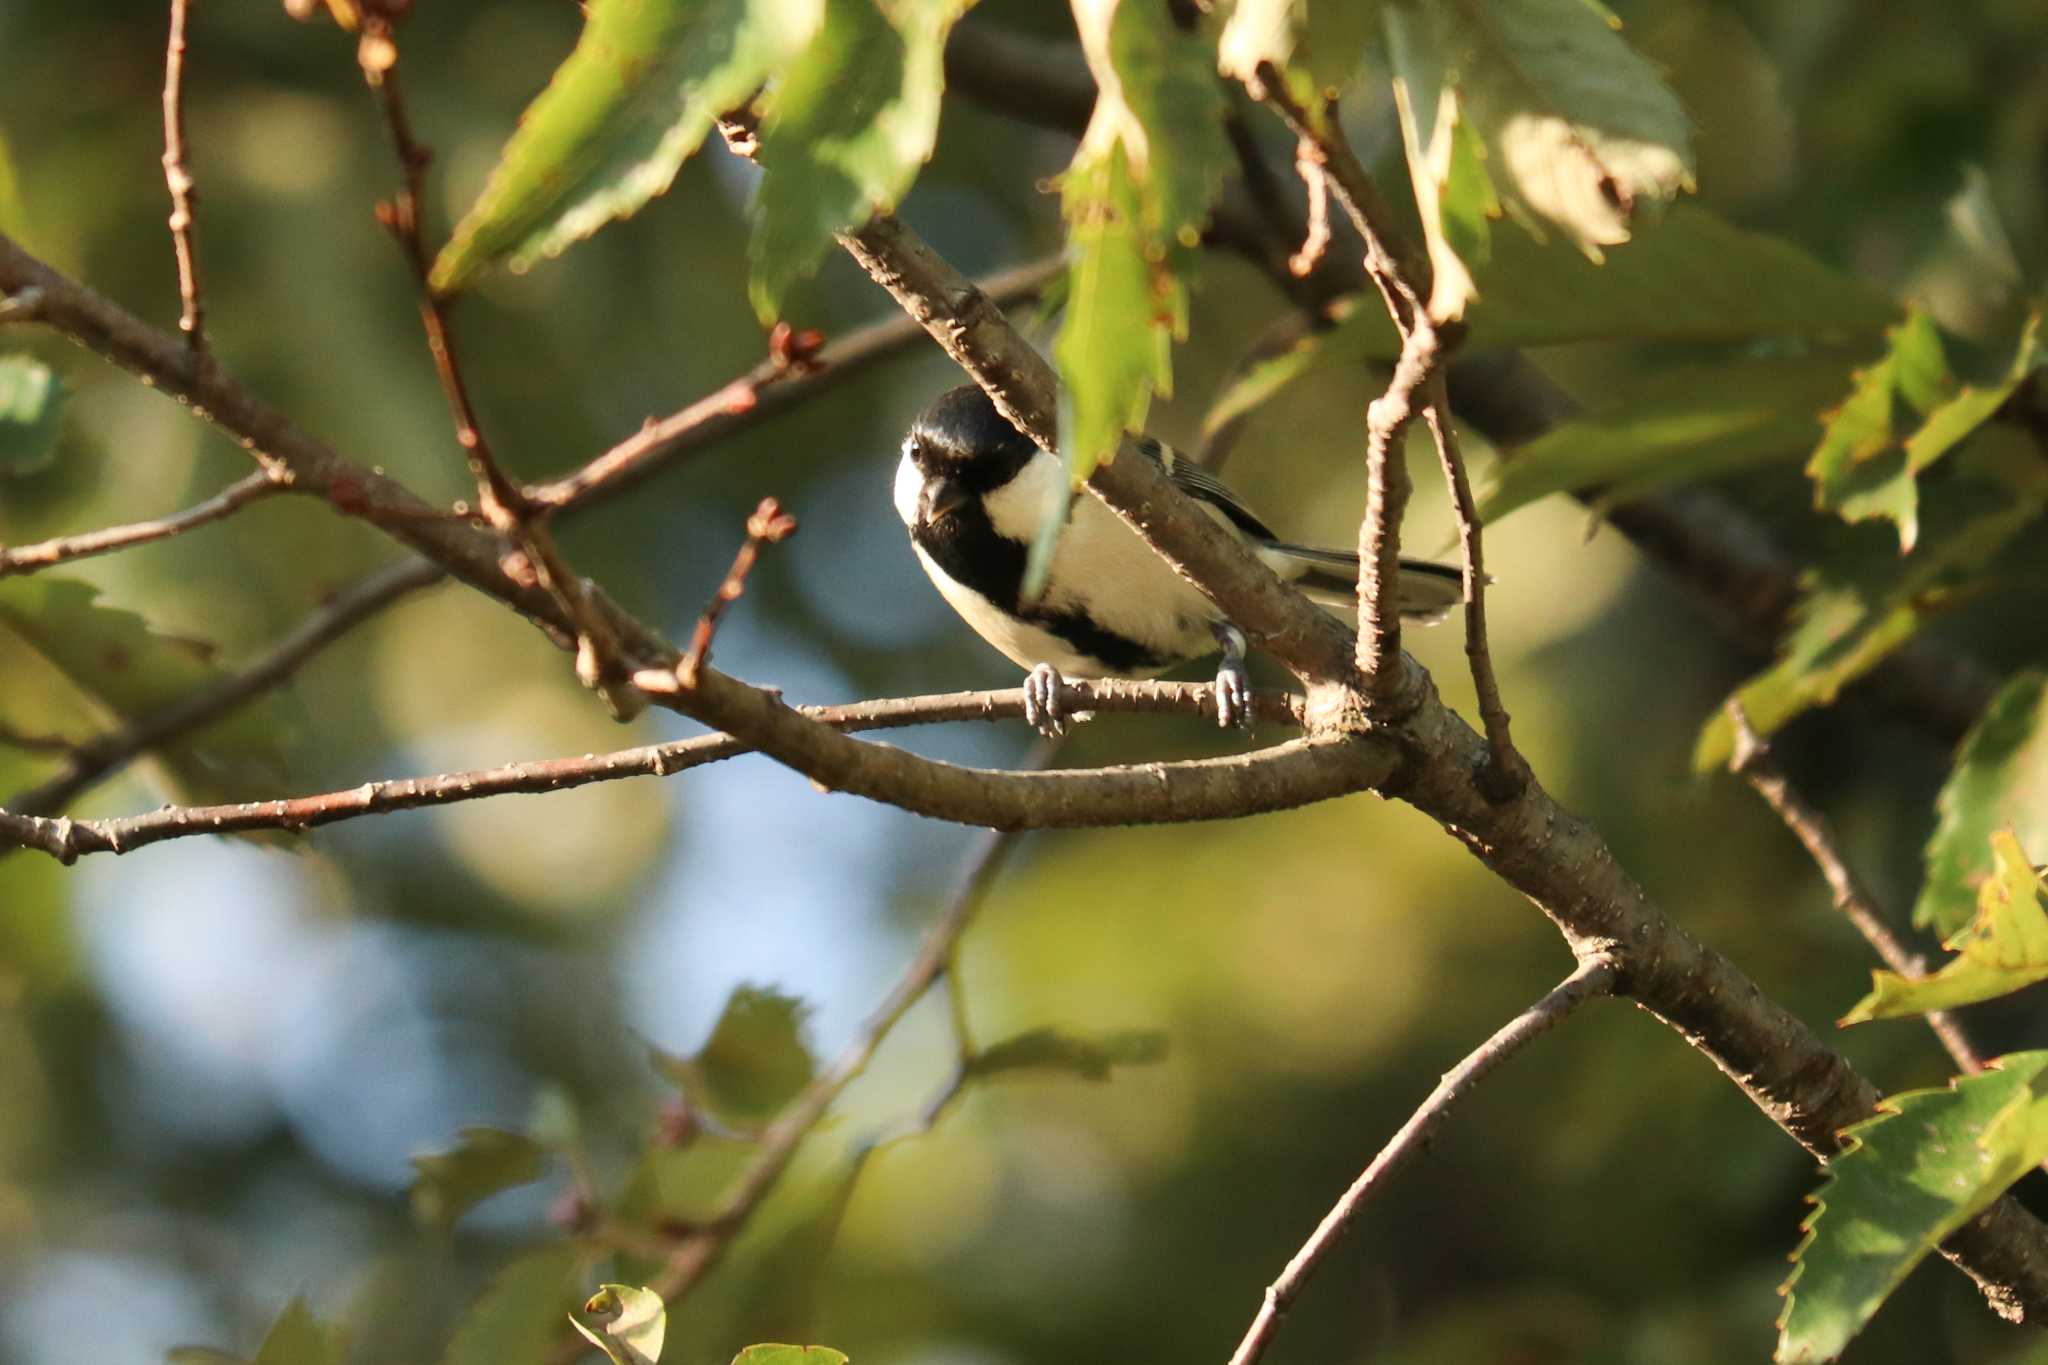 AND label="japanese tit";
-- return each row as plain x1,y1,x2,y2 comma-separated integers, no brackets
895,385,1465,735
